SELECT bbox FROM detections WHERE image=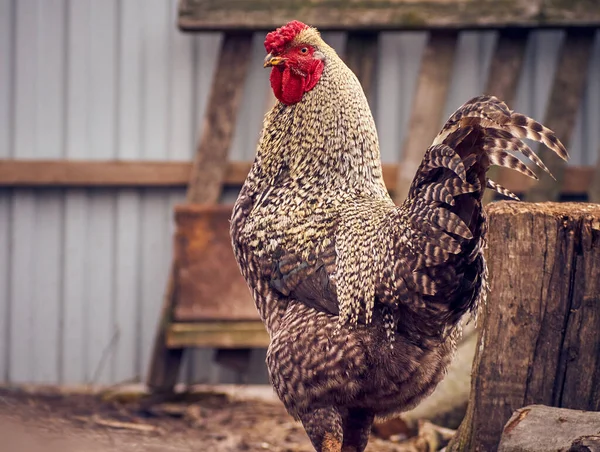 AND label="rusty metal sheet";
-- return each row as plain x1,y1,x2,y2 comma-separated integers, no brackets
172,204,260,321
